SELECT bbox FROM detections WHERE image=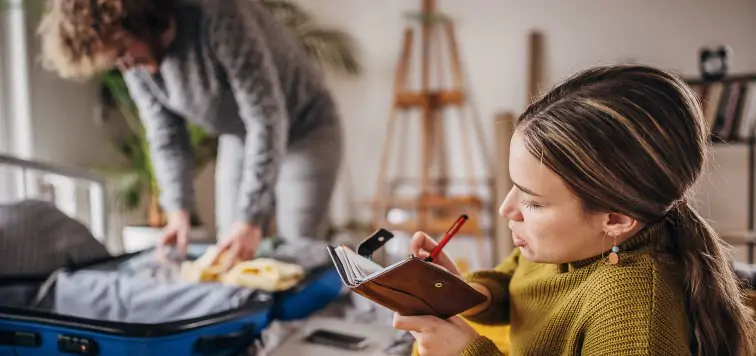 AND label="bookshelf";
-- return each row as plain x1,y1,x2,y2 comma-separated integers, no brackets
686,73,756,263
